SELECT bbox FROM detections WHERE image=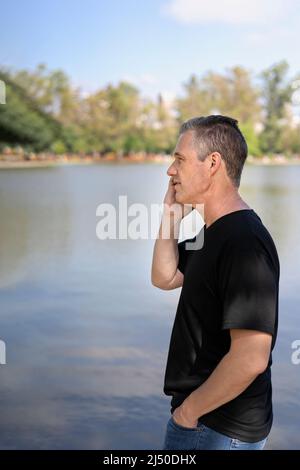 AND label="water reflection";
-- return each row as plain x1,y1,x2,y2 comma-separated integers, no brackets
0,163,299,449
0,168,72,288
